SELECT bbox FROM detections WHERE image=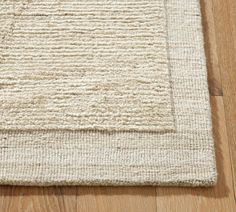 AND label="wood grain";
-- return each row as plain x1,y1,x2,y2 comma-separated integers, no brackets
77,187,156,212
0,187,76,212
200,0,223,96
213,0,236,196
0,0,236,211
